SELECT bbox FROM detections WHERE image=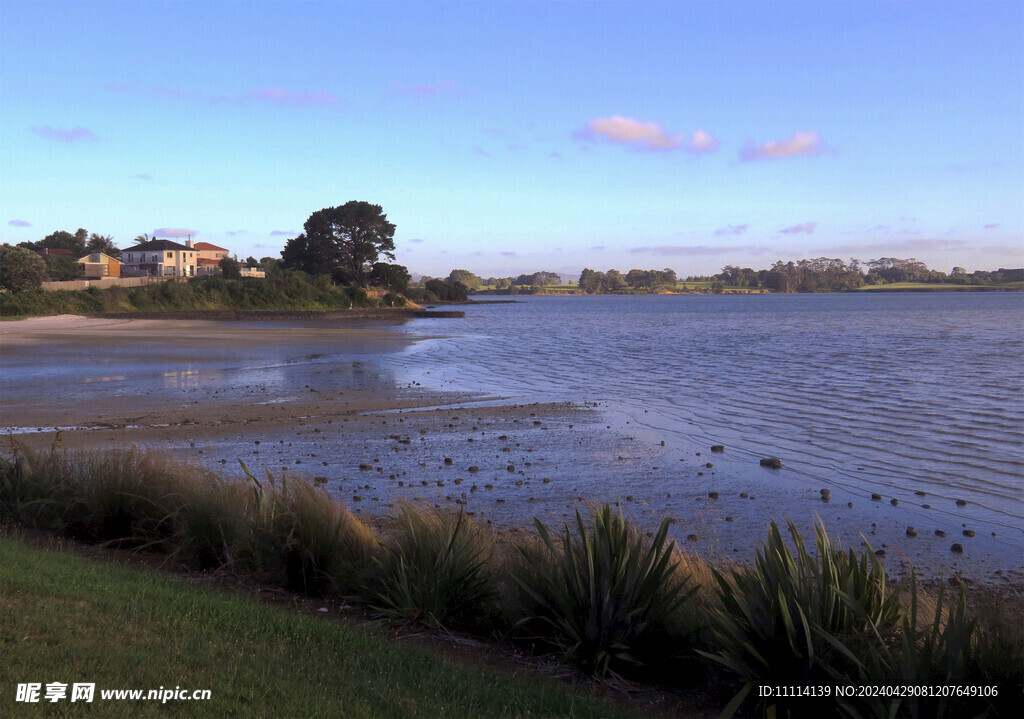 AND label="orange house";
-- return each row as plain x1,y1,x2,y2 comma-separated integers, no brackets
77,252,122,278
